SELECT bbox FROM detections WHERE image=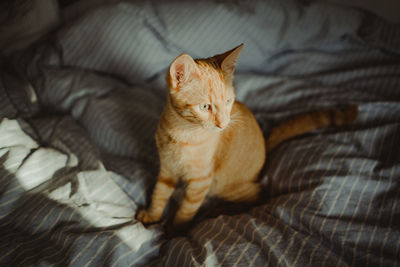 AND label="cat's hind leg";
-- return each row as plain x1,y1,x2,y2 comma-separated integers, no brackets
217,181,262,203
